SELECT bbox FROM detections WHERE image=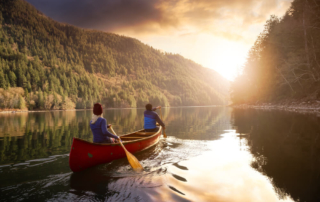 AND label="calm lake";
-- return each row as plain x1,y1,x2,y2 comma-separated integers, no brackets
1,107,320,202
